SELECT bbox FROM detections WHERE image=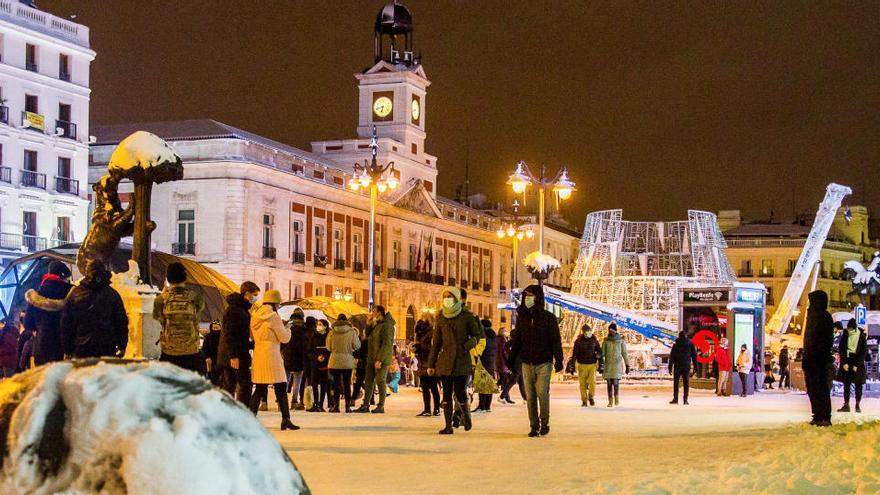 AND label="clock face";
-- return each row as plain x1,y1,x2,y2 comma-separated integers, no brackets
411,98,420,122
373,96,393,118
